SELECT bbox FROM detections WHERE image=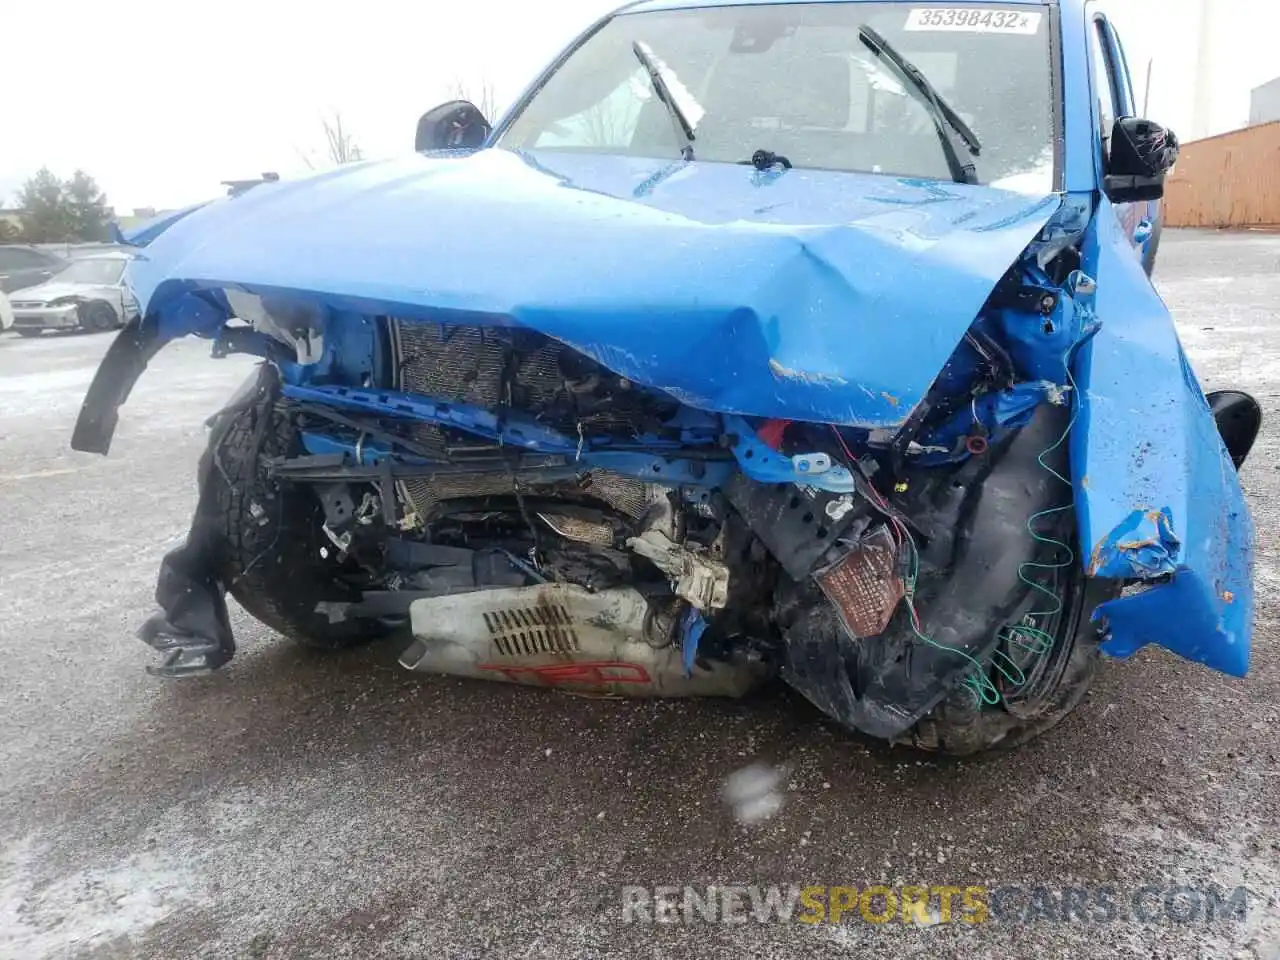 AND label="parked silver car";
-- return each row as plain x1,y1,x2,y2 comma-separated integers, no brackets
10,251,139,336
